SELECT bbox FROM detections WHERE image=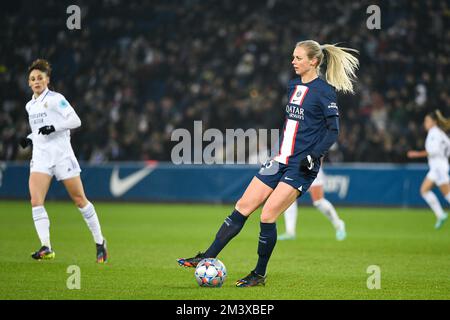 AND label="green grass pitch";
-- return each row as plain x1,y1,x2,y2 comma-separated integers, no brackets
0,200,449,300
